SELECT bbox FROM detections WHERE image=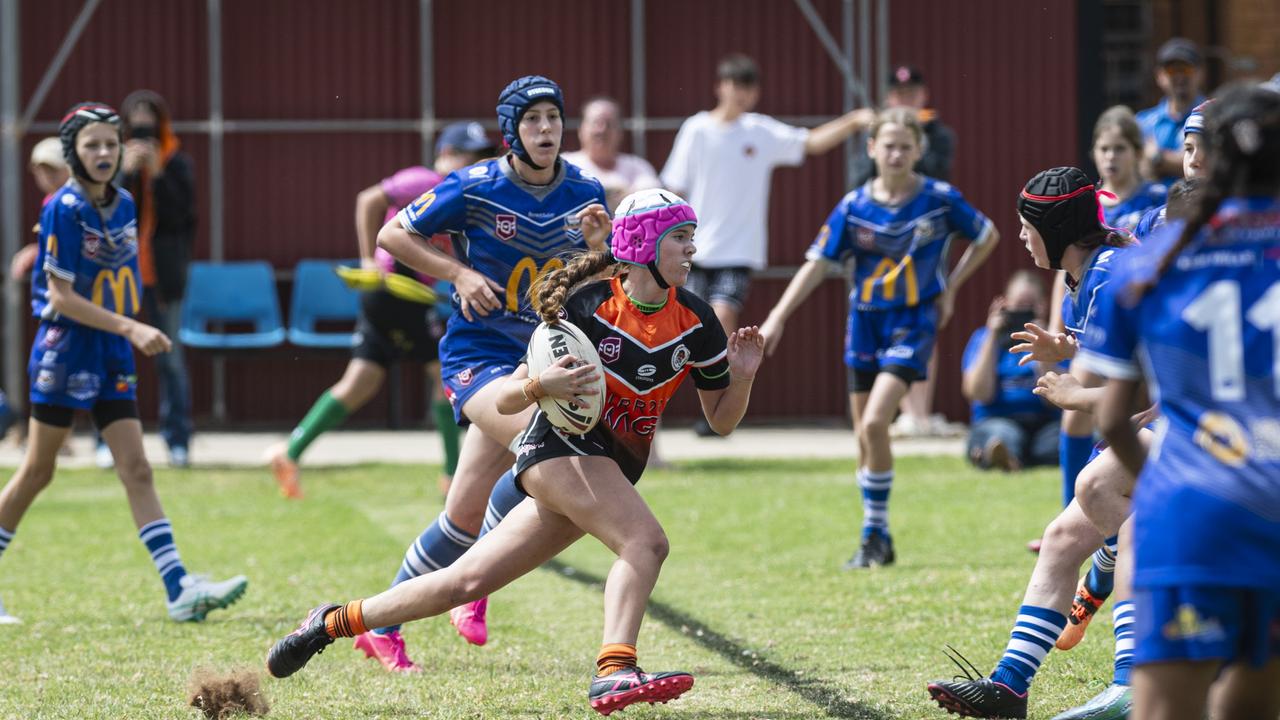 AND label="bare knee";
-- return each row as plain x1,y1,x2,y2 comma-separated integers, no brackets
622,527,670,568
115,456,154,490
859,414,892,442
1041,510,1098,565
12,463,56,494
